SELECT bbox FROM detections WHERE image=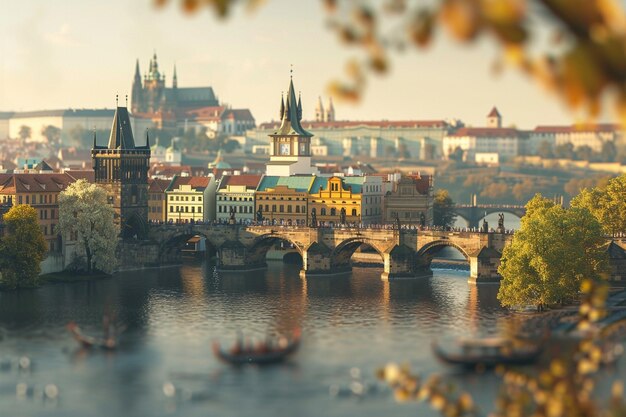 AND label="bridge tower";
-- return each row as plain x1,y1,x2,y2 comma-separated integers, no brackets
92,105,151,238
